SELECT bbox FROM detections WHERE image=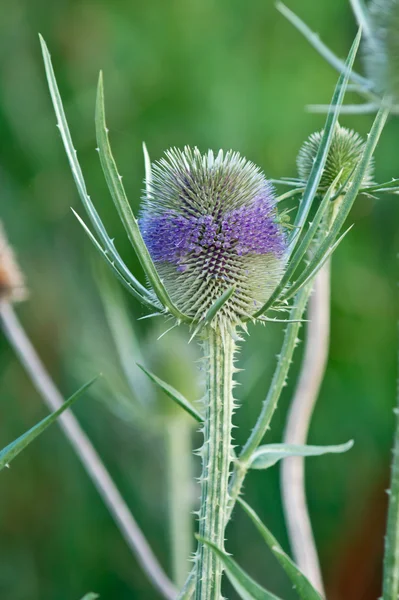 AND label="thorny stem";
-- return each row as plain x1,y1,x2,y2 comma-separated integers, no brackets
195,327,236,600
178,285,312,599
281,262,331,597
382,324,399,600
0,301,177,600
